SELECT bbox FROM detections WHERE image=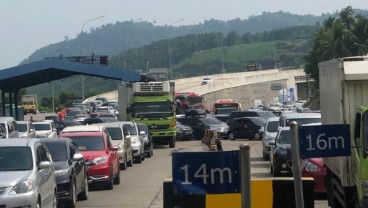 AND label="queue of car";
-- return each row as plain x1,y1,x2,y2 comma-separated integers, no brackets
0,109,153,207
